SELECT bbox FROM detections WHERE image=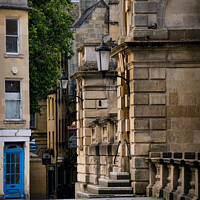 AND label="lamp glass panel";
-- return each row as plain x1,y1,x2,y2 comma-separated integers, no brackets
96,51,101,71
96,51,110,71
62,80,68,90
